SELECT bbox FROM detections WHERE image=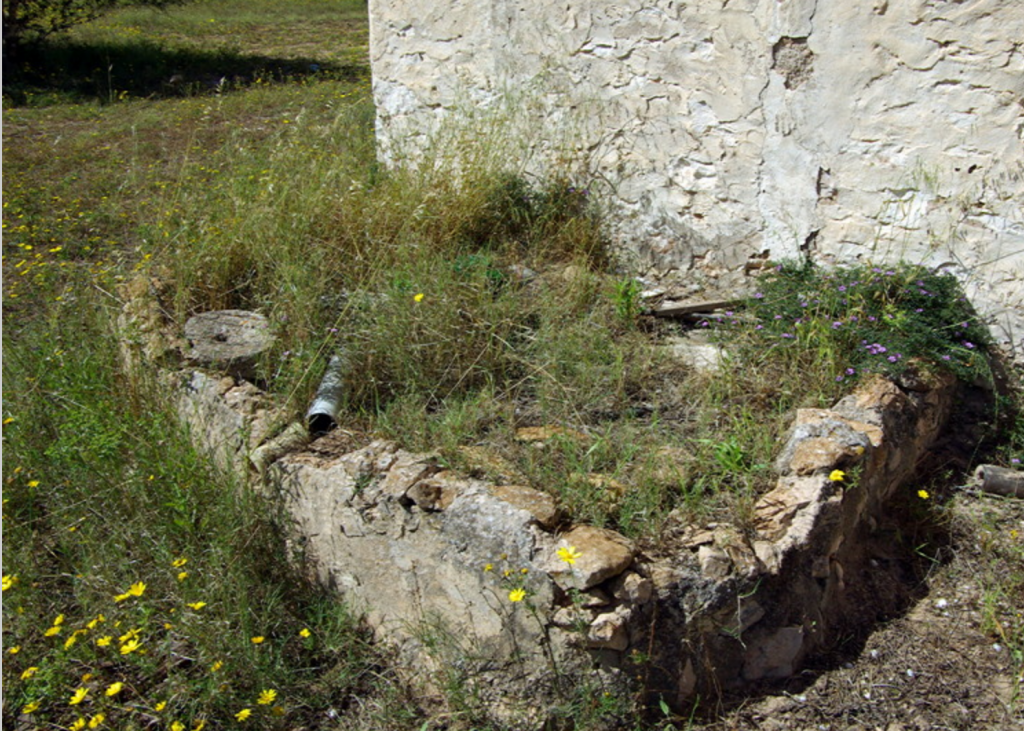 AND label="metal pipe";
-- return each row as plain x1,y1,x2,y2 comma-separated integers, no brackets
974,464,1024,499
306,353,349,435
